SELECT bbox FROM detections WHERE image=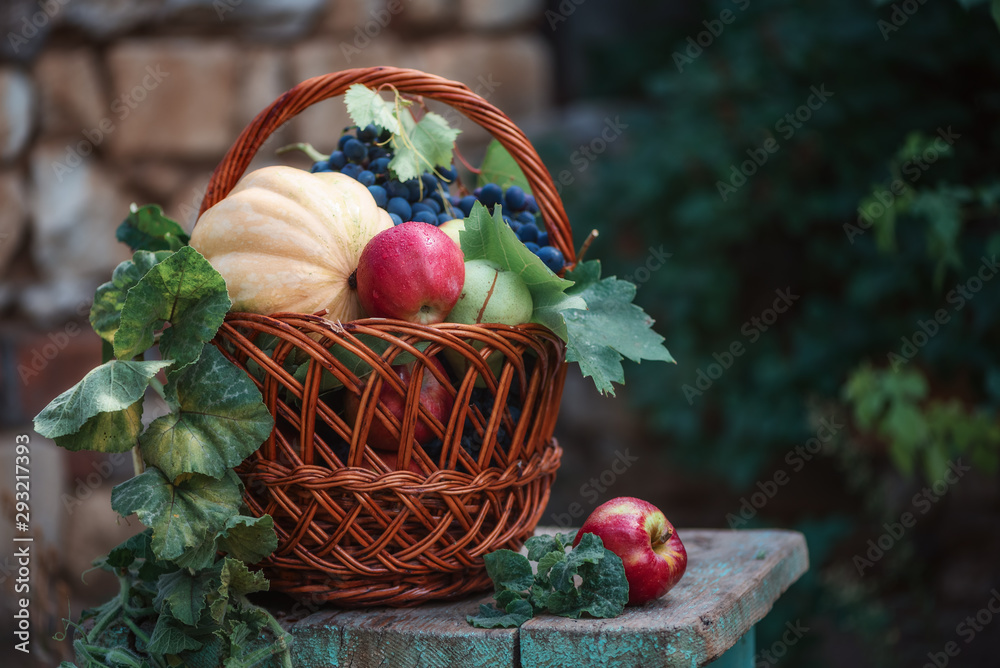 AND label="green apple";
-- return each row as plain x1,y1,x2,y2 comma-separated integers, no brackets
449,259,533,325
438,219,465,247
